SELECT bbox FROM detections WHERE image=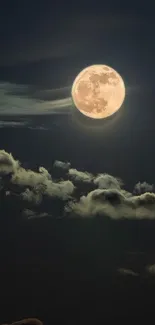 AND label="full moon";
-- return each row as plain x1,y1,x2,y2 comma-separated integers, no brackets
71,65,125,119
